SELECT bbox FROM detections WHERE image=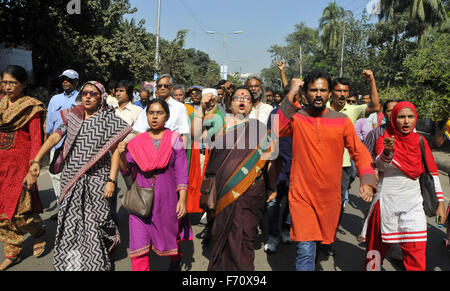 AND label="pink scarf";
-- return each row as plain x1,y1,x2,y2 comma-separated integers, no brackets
127,130,177,172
